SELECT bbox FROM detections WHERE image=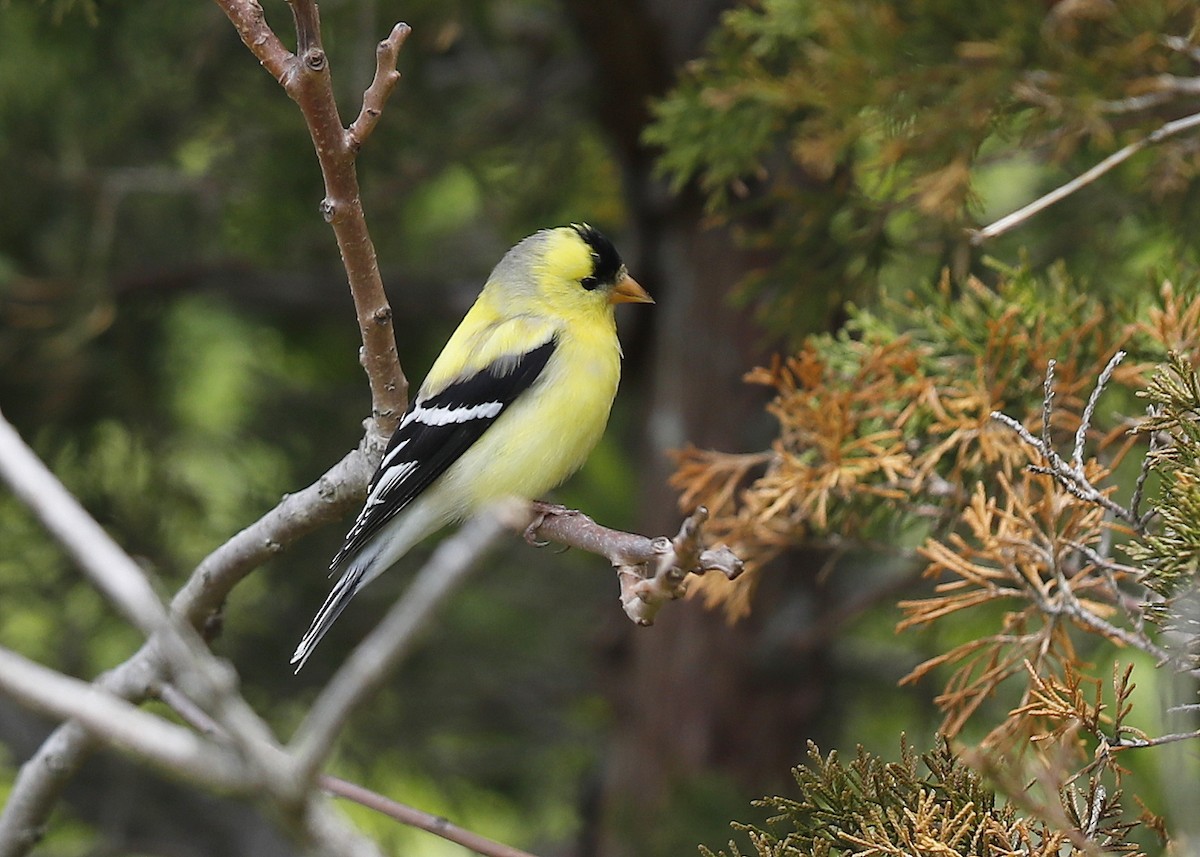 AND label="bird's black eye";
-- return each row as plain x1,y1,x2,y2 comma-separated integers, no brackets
580,252,601,290
571,224,623,292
